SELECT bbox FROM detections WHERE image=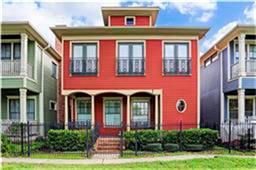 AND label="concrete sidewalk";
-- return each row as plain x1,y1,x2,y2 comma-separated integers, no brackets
1,155,255,165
